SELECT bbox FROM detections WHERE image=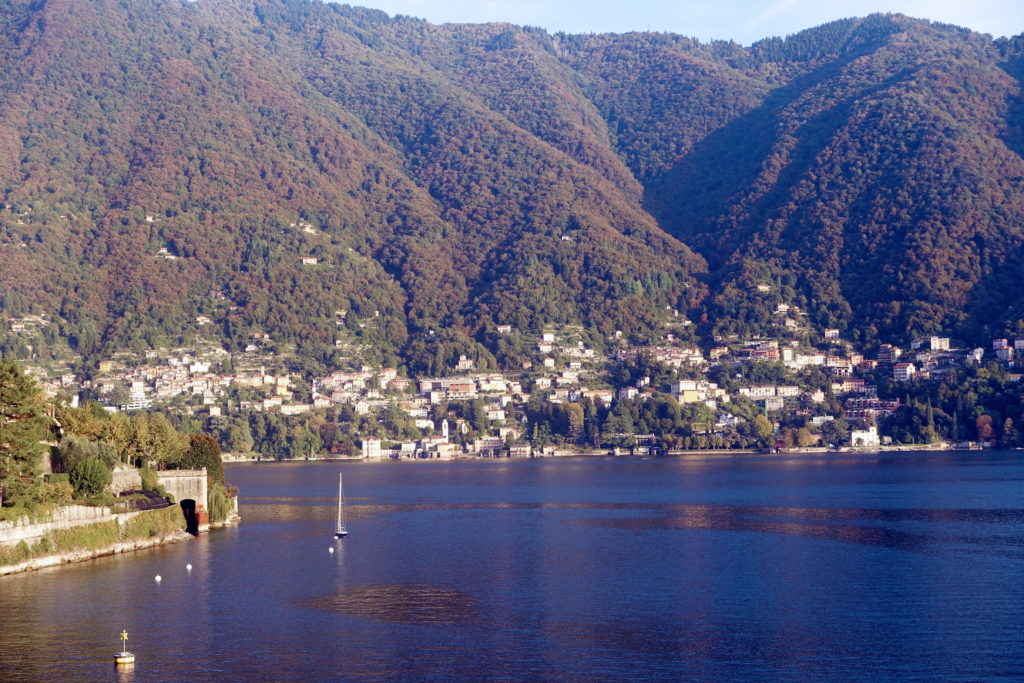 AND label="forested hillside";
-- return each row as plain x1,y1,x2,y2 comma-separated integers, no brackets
0,0,1022,369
